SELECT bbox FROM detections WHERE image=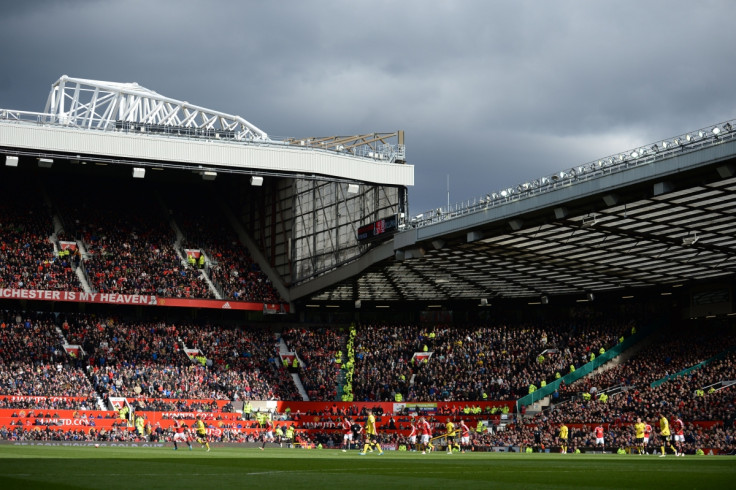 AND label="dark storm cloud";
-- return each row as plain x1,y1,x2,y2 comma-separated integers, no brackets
1,0,735,214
